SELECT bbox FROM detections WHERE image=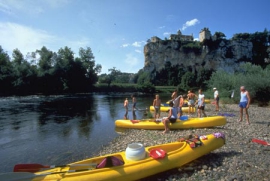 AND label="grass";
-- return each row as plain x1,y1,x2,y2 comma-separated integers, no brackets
155,86,176,93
